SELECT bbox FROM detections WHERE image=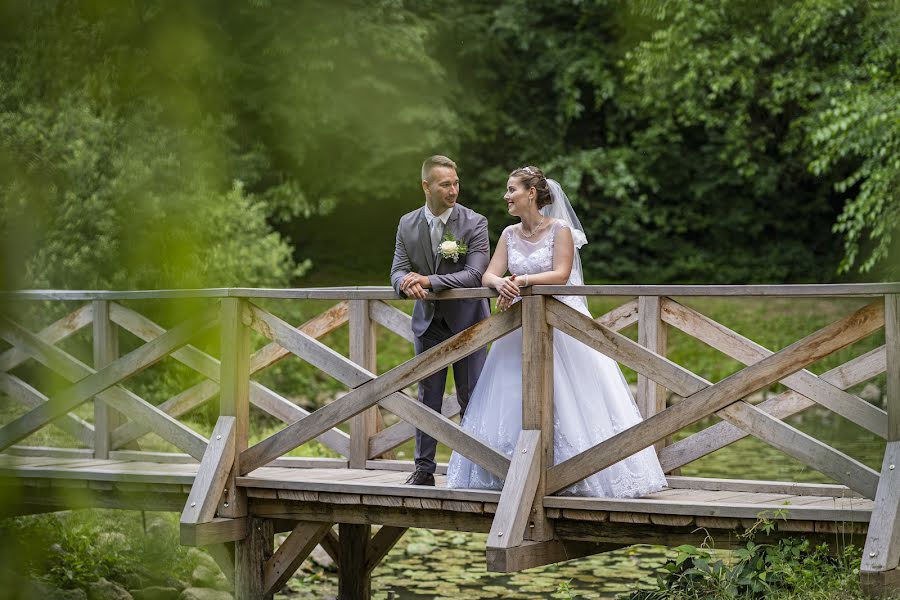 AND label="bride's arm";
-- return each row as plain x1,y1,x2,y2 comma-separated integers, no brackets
482,227,520,304
518,225,574,287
